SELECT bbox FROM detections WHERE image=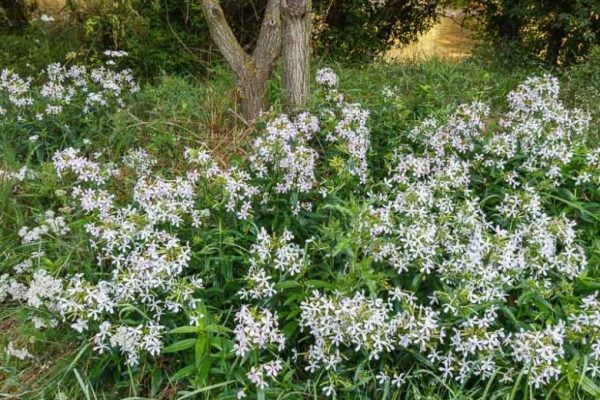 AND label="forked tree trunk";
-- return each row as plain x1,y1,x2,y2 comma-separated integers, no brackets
201,0,281,123
281,0,312,112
